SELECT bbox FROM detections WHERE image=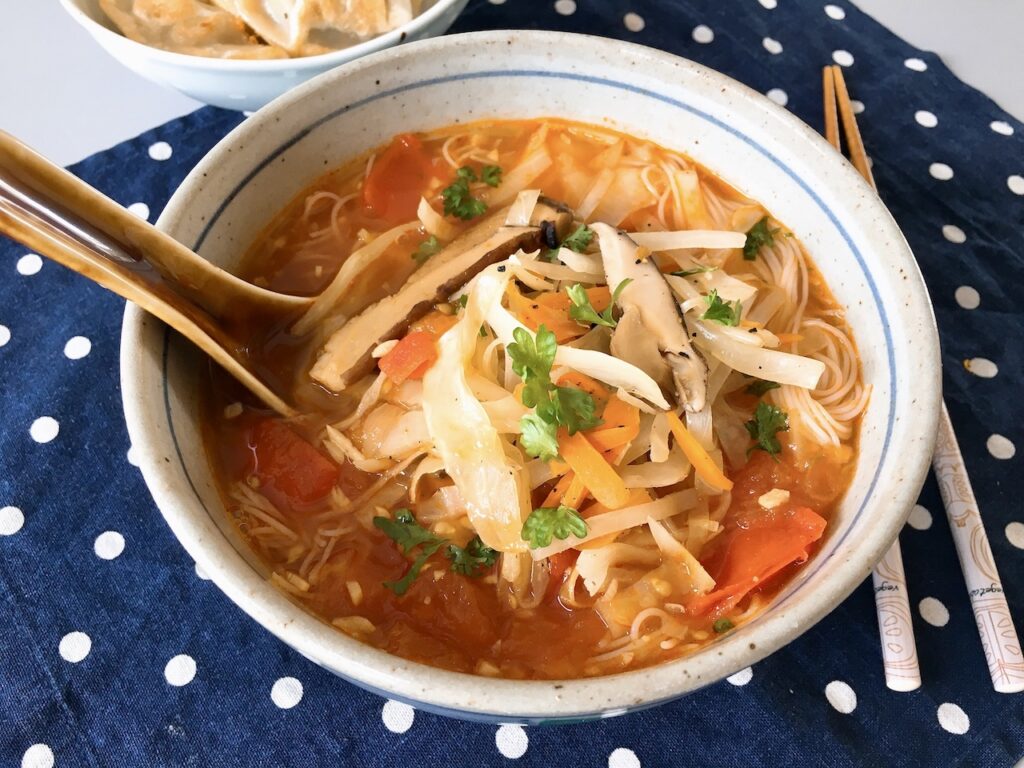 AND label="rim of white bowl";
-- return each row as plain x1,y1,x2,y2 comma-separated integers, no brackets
121,30,941,720
59,0,468,72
